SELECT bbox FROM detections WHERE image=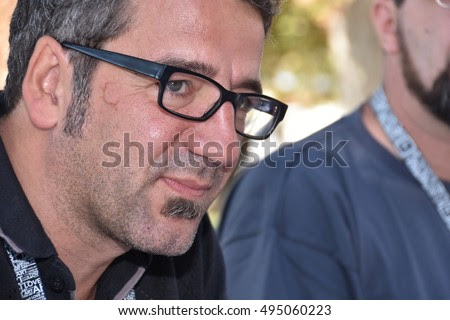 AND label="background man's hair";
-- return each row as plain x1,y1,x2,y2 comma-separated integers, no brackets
2,0,281,136
394,0,405,7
